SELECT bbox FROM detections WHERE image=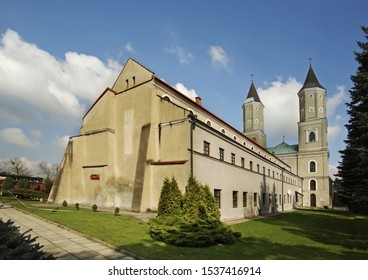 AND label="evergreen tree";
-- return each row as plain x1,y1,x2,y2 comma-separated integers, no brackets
157,177,183,217
337,26,368,214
